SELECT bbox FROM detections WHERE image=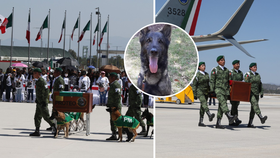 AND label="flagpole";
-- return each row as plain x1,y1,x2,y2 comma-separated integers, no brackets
89,12,92,66
99,12,102,69
47,9,50,64
28,8,31,68
10,7,14,66
63,10,66,57
106,15,109,66
78,12,81,63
